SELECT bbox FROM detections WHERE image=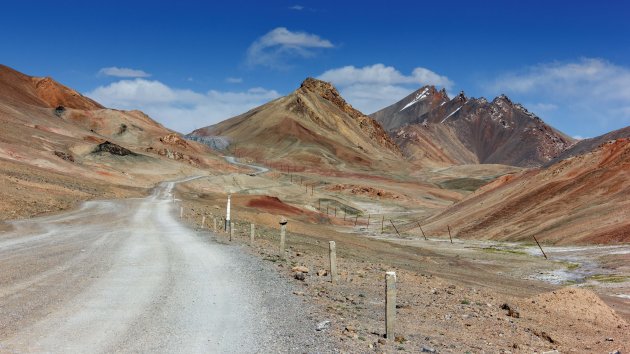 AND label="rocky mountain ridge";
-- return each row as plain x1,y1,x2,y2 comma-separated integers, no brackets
372,85,574,167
